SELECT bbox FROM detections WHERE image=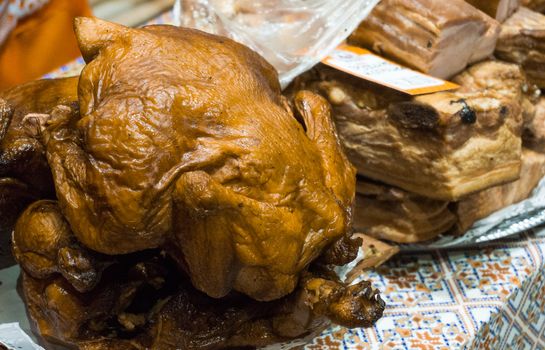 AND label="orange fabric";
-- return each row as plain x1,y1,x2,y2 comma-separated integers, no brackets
0,0,91,91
